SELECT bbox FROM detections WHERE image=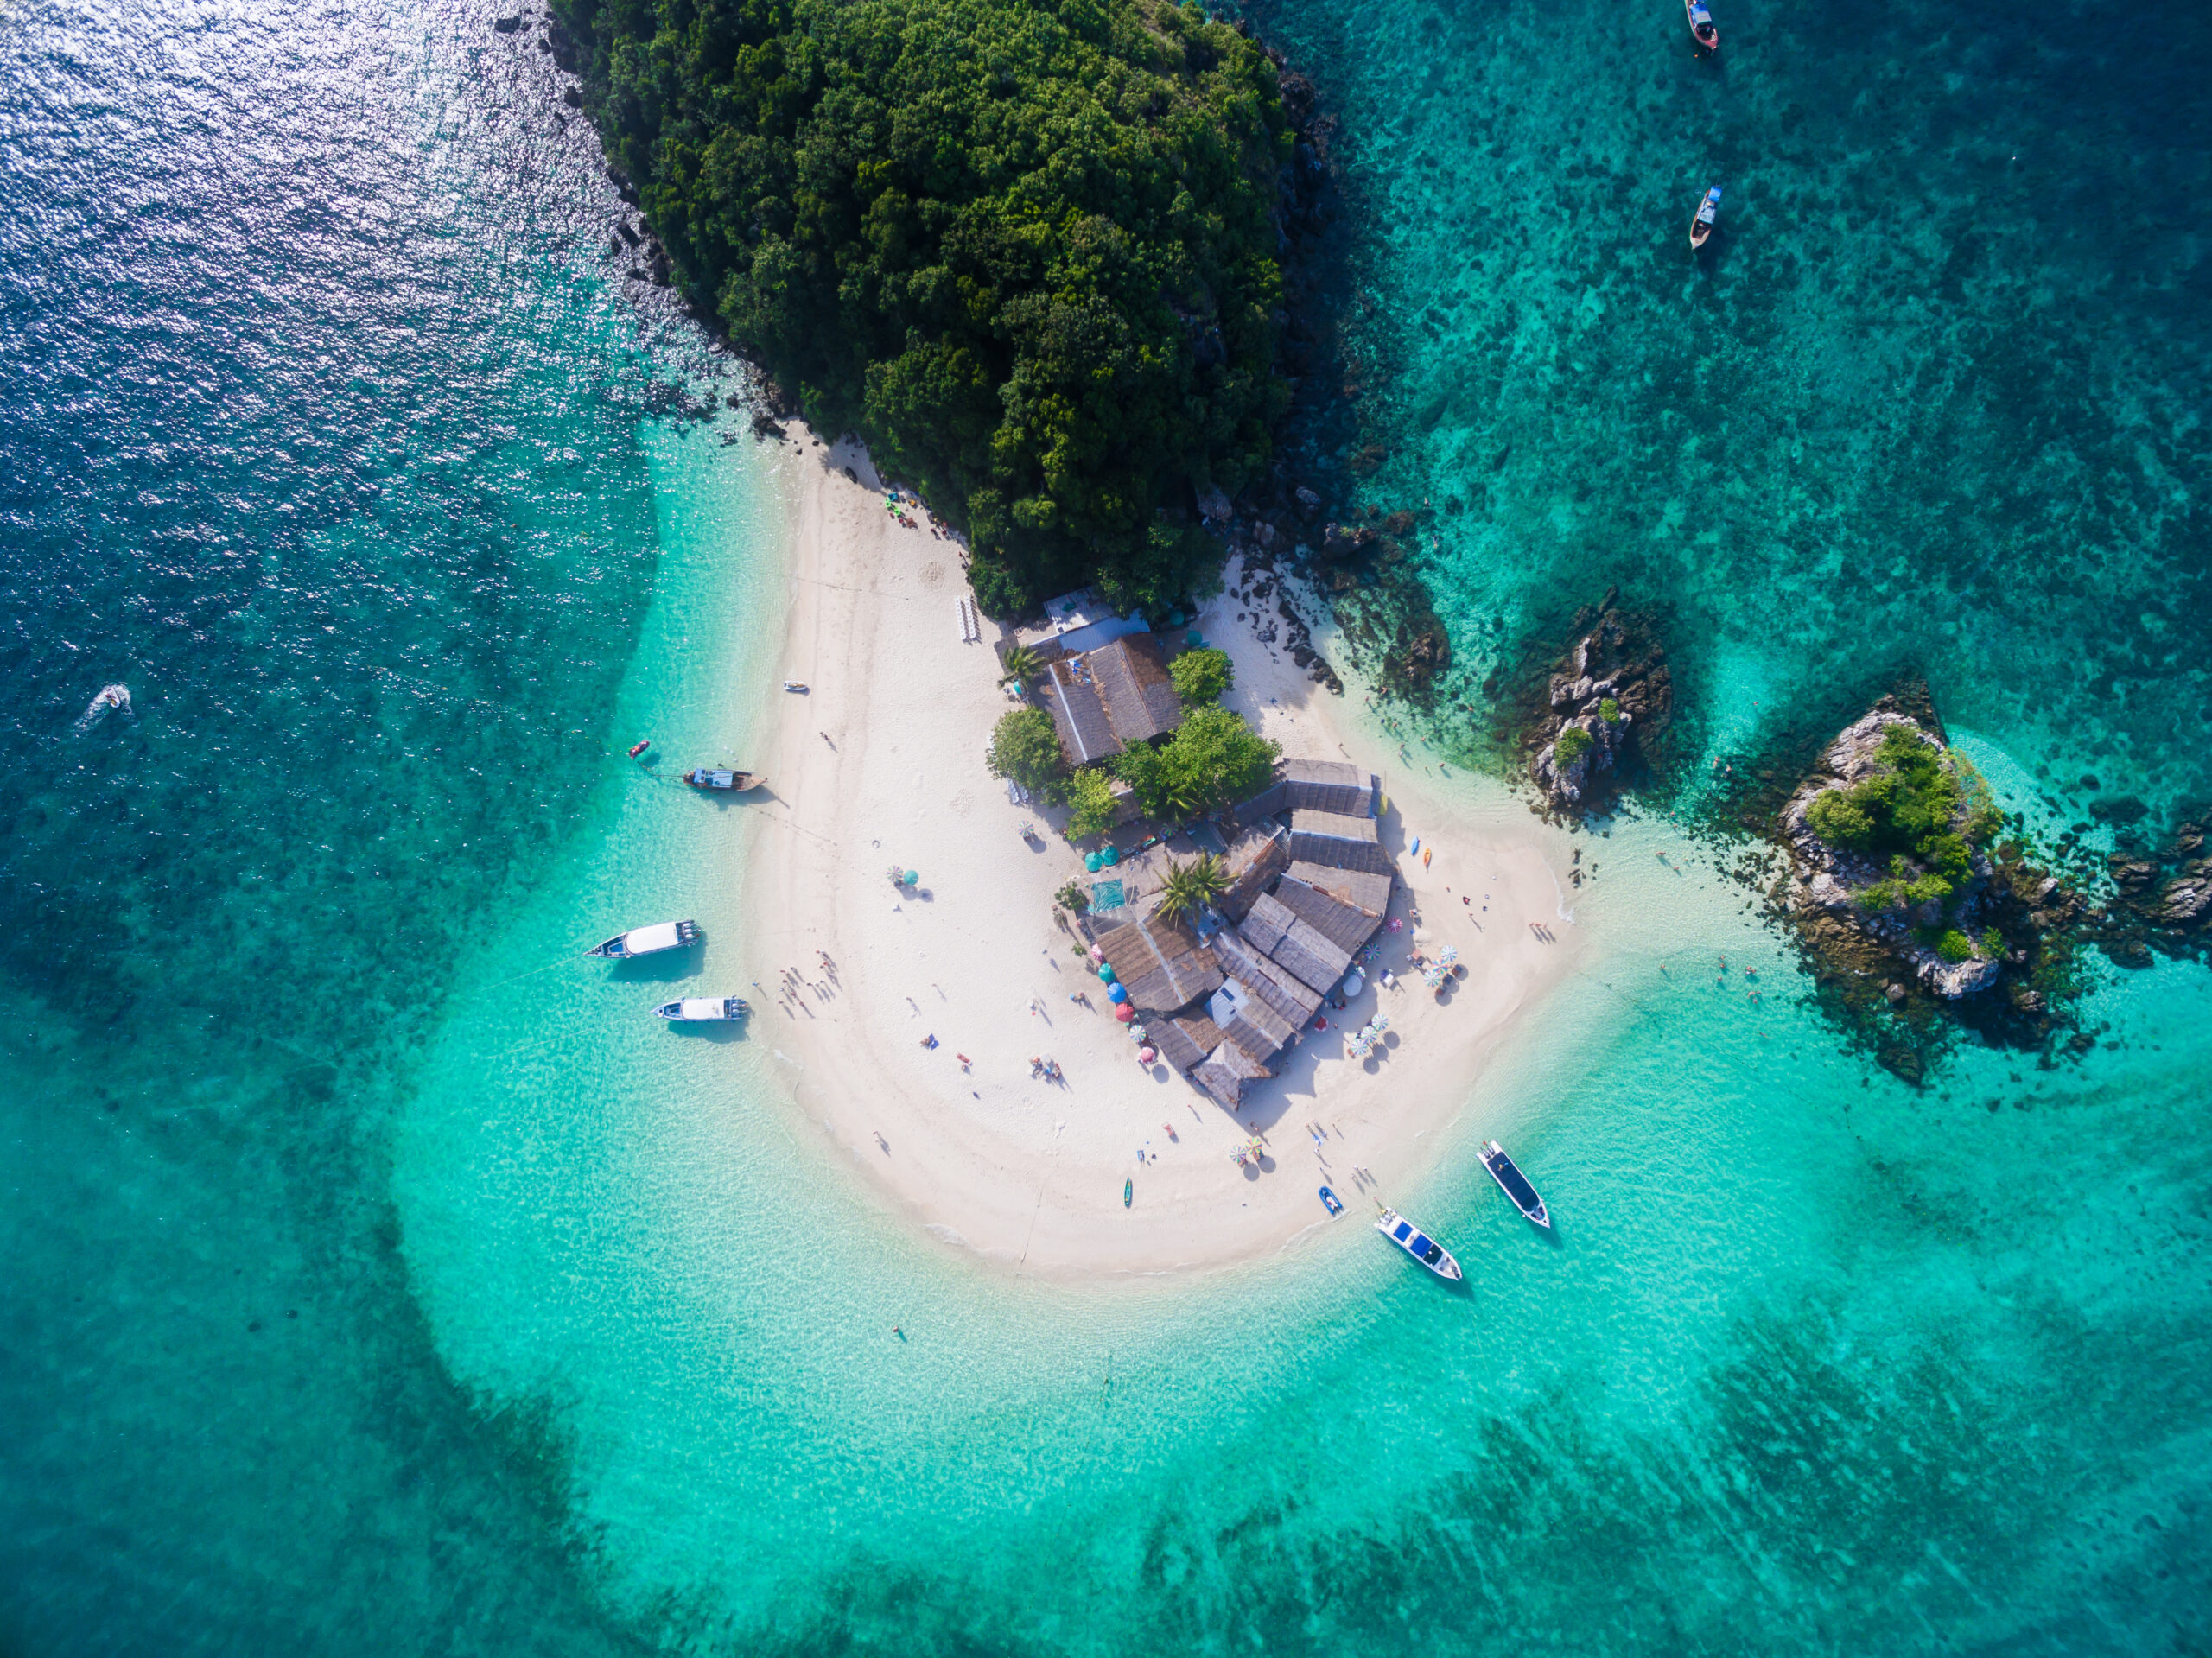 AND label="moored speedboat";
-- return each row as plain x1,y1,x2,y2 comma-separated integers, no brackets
1375,1206,1464,1280
586,918,700,959
1689,185,1721,250
1685,0,1718,52
1480,1140,1551,1228
654,996,749,1020
683,766,766,791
